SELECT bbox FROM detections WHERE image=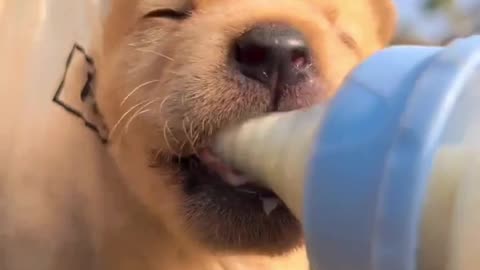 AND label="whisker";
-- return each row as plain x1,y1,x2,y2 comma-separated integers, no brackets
124,109,151,133
178,141,188,158
163,120,180,156
128,38,159,48
121,80,161,106
153,148,163,162
135,48,174,61
165,120,180,144
109,100,151,140
157,94,181,156
167,70,182,76
157,93,173,116
118,98,161,139
189,120,200,147
182,118,196,155
201,118,207,136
